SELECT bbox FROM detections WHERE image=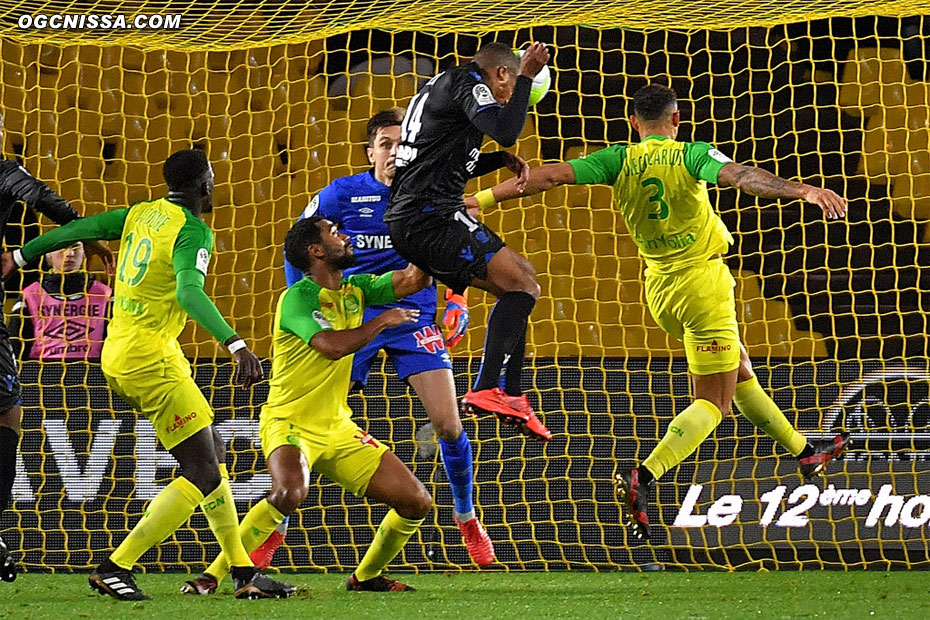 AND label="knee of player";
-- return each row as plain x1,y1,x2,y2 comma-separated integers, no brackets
211,428,227,463
183,462,222,494
432,417,463,442
738,355,755,382
268,482,307,515
0,405,22,432
407,484,433,520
